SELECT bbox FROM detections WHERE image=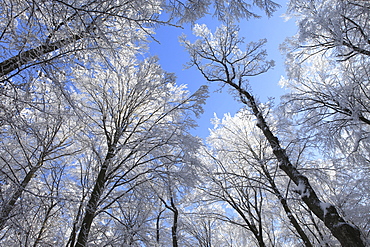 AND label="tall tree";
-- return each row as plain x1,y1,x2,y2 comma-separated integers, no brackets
282,0,370,241
204,110,315,246
0,75,79,235
182,22,366,247
67,54,207,247
0,0,284,245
